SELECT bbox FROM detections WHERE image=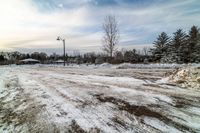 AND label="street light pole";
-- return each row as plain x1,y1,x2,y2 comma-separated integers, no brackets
63,39,66,66
57,36,66,66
